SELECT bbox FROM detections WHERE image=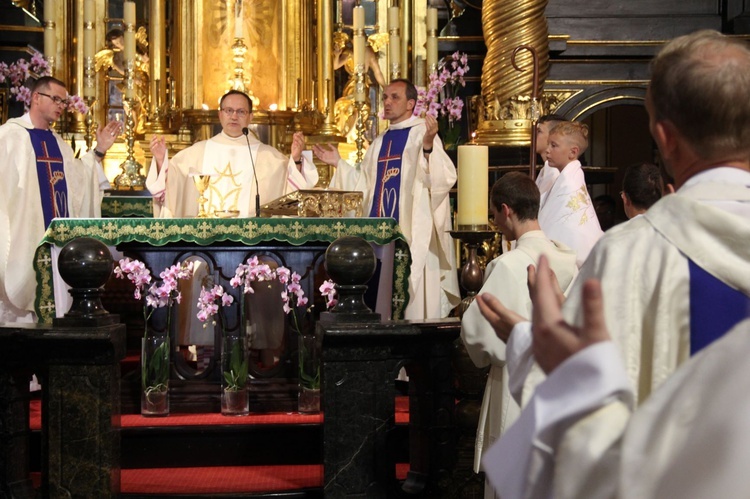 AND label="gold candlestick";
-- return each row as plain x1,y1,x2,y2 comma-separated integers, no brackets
83,97,95,150
113,98,146,190
191,174,213,218
450,230,498,316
